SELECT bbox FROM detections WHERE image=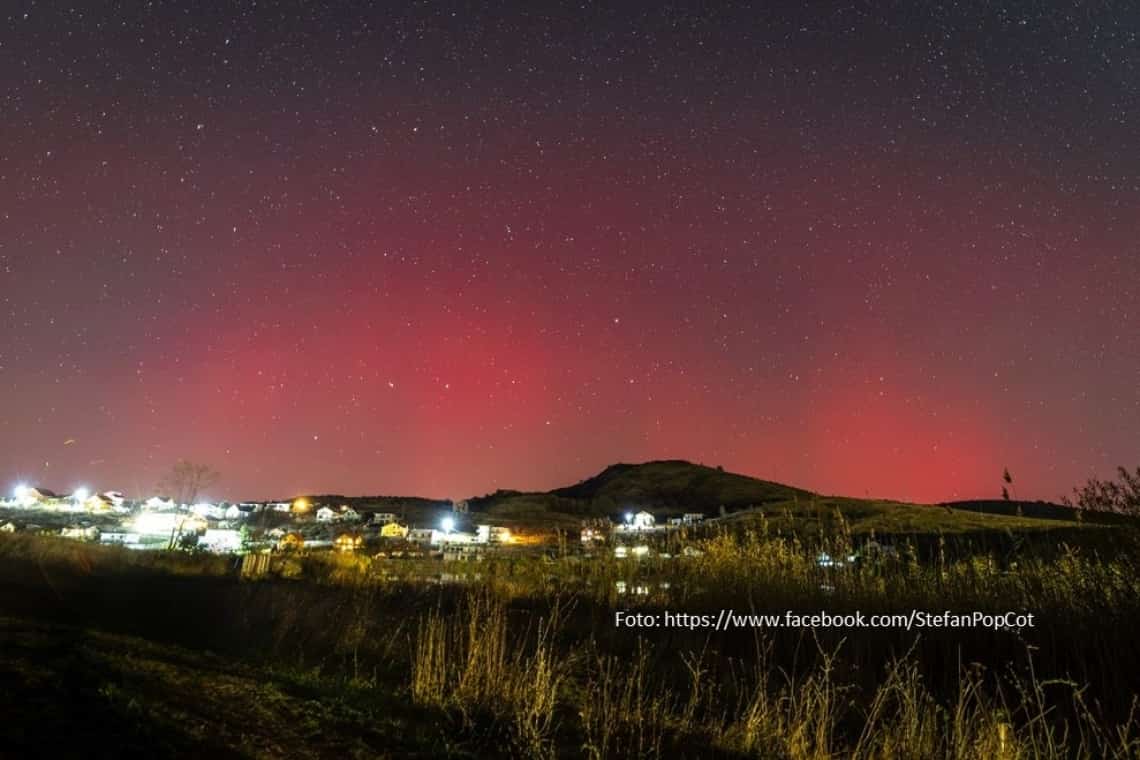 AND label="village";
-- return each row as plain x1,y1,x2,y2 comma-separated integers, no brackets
0,484,710,562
